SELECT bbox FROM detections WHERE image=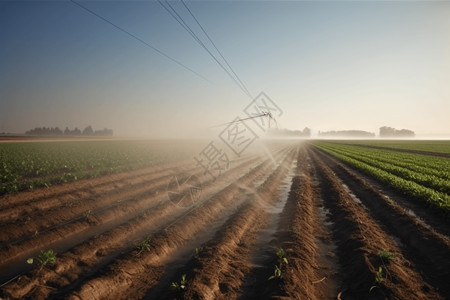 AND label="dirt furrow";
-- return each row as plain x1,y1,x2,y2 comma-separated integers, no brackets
0,151,276,298
308,148,442,299
156,148,296,300
0,165,205,266
0,166,199,244
0,149,266,257
64,148,295,300
0,150,260,246
270,146,339,300
0,152,254,226
0,159,192,212
0,146,293,299
312,147,450,298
